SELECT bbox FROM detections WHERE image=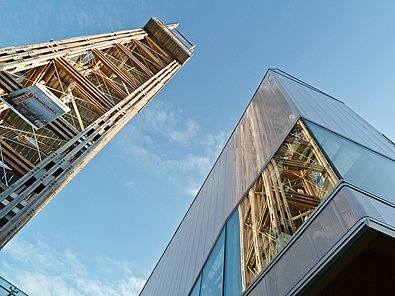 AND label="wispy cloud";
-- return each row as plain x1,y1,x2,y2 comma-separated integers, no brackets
1,238,145,296
139,101,199,146
185,183,202,197
125,180,136,191
119,101,229,196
